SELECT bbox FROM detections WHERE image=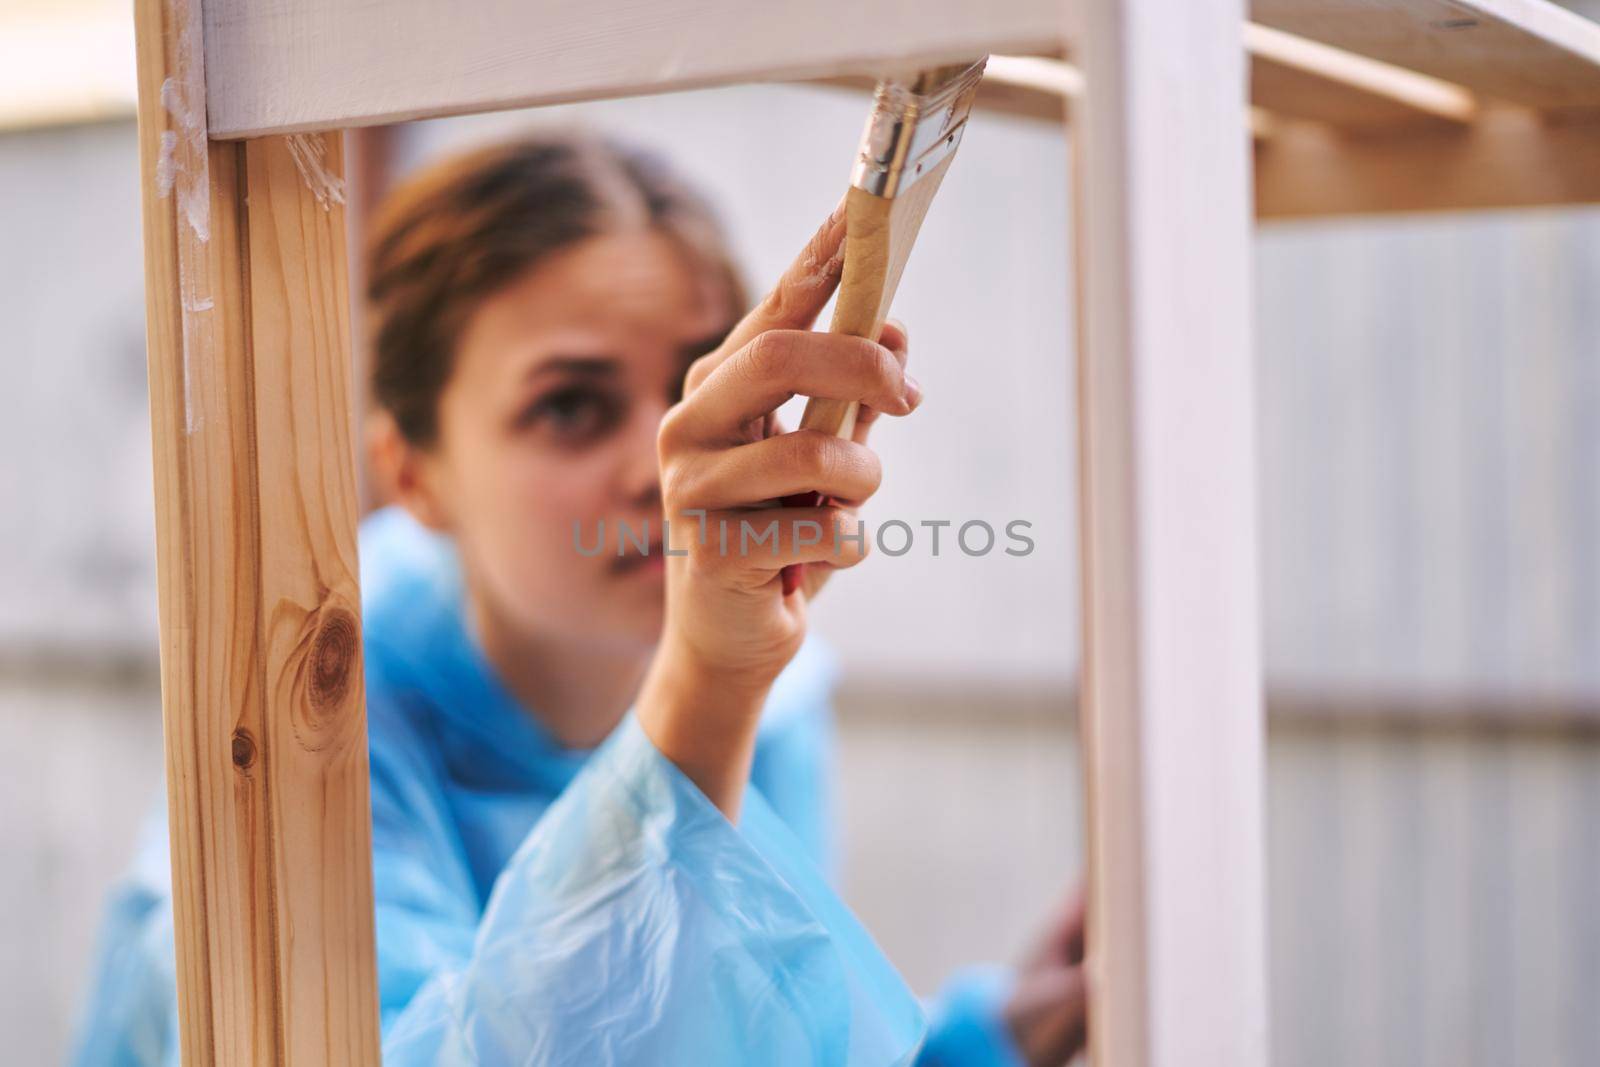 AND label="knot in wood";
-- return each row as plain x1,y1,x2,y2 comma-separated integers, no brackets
231,729,257,770
308,607,357,713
